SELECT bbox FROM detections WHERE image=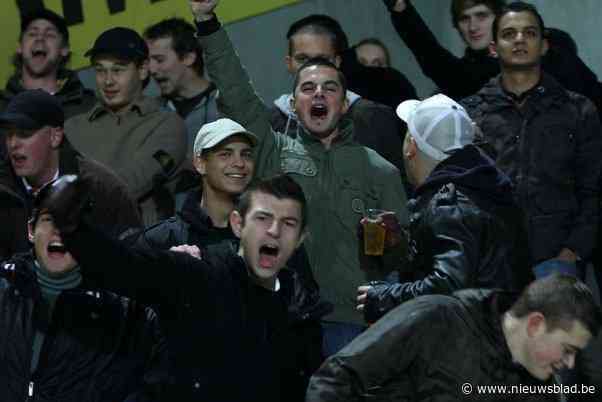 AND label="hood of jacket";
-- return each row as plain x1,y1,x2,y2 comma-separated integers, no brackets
416,144,515,208
273,90,362,136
